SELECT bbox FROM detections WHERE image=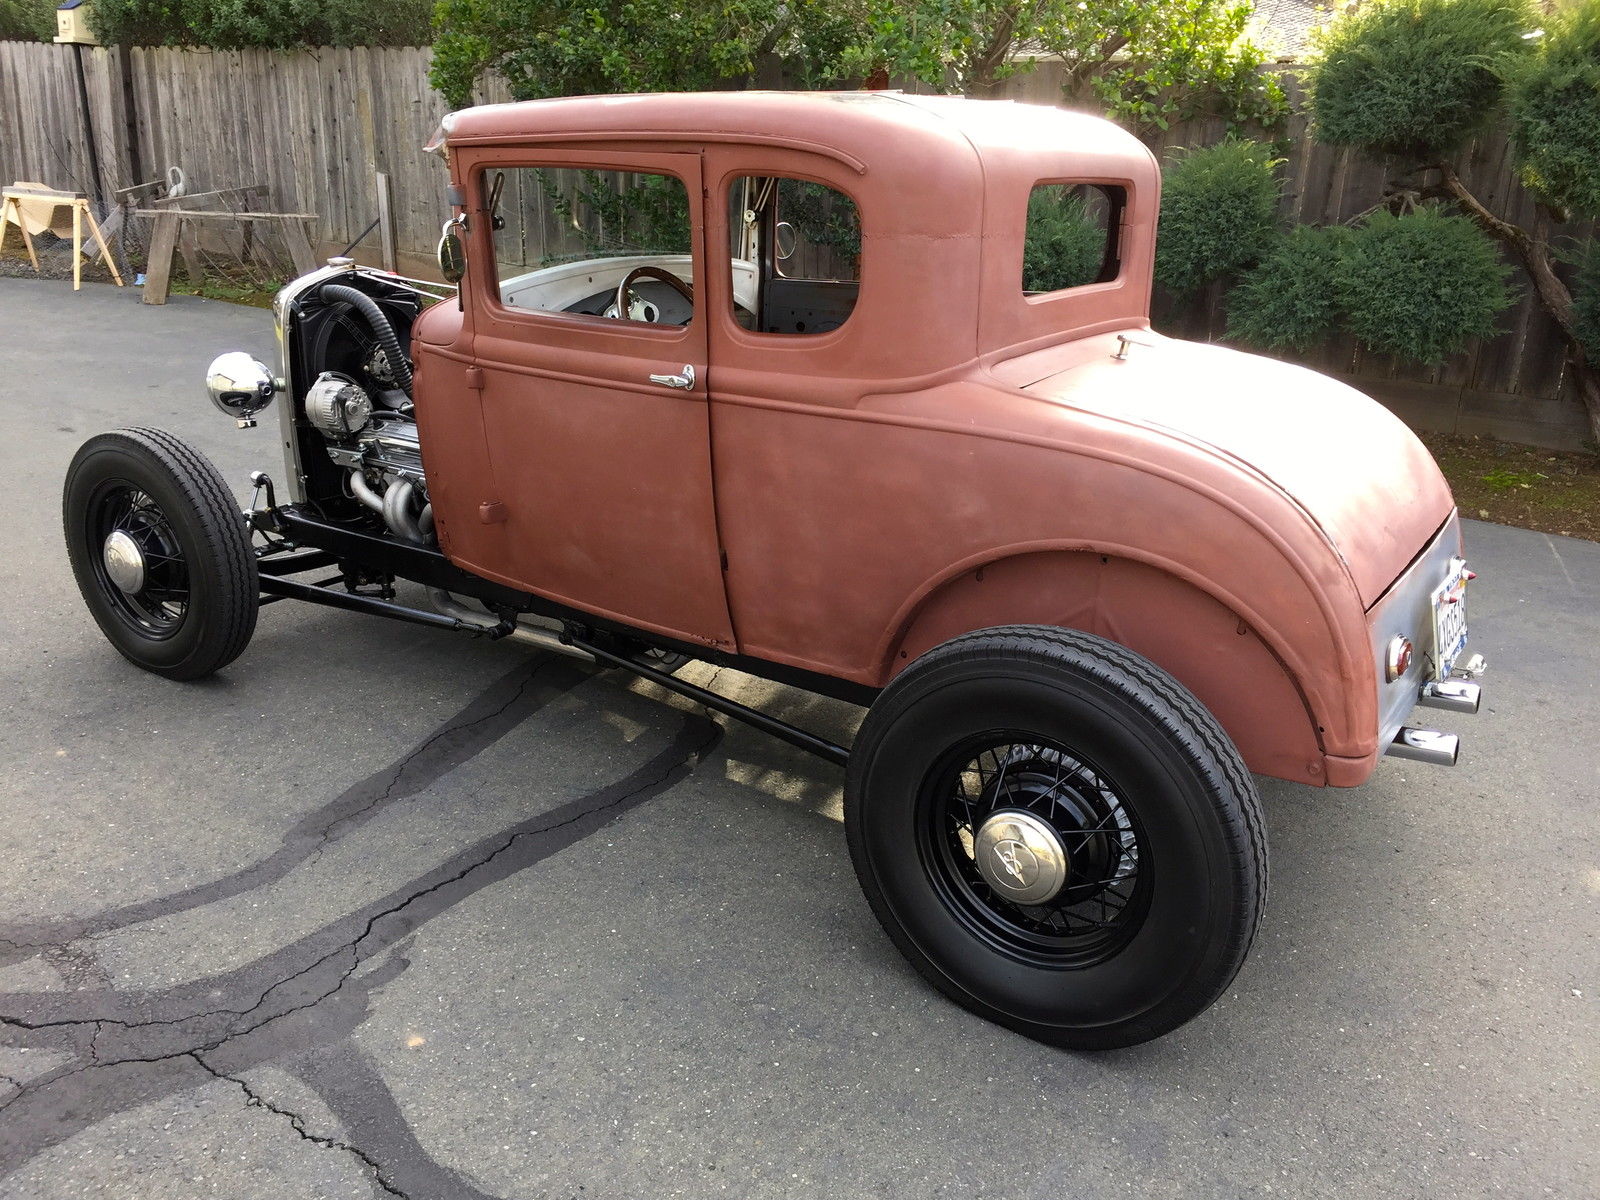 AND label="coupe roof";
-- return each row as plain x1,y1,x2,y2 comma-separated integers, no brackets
440,91,1150,178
